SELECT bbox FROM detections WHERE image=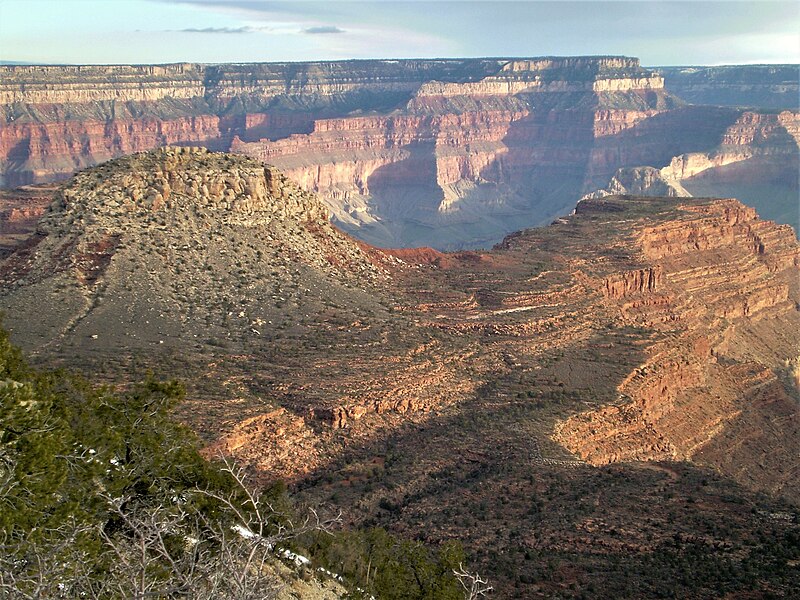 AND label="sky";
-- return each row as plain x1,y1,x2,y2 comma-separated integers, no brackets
0,0,798,66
